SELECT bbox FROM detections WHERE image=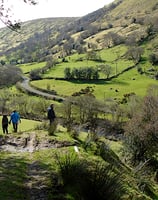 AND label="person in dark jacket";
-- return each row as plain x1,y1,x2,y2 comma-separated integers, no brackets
9,110,21,132
2,114,9,134
47,104,56,125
